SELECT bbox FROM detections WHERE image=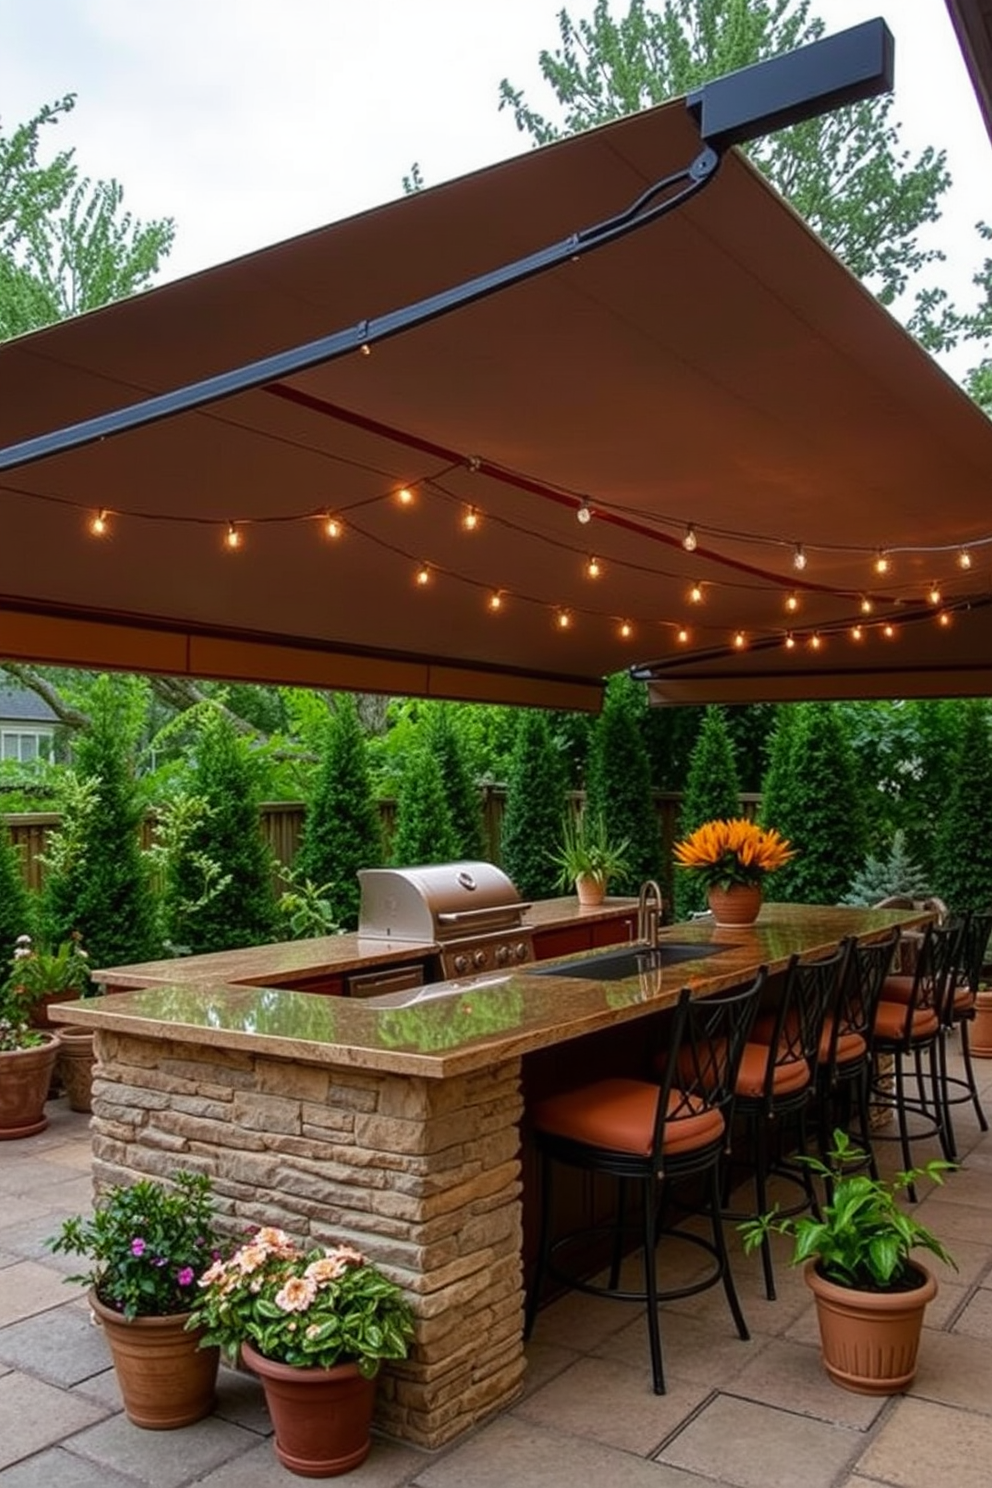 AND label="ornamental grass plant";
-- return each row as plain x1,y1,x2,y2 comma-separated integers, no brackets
48,1171,221,1318
187,1227,415,1376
